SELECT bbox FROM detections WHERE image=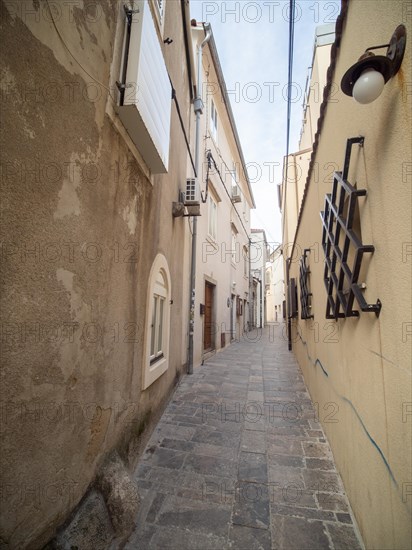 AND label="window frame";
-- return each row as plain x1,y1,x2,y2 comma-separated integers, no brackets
210,99,218,142
150,272,167,363
208,194,218,241
143,254,171,390
231,230,237,265
243,246,248,277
